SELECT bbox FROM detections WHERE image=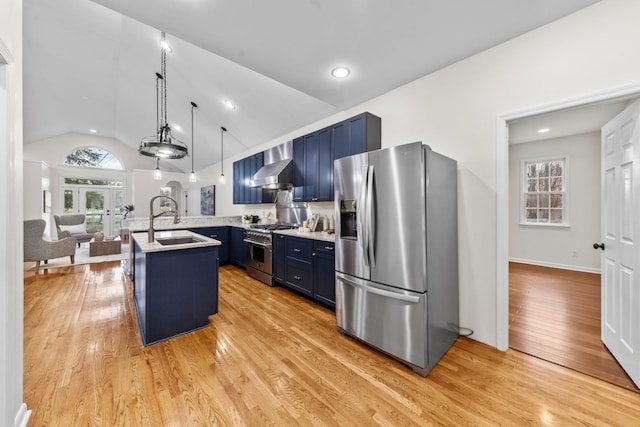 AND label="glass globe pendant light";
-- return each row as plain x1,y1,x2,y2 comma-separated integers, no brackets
153,158,162,180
